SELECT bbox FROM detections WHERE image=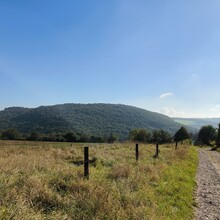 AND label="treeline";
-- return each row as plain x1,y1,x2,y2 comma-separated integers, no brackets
129,125,220,148
0,126,191,145
0,129,118,143
0,126,188,144
2,124,220,148
129,128,173,144
129,127,191,146
0,127,187,144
